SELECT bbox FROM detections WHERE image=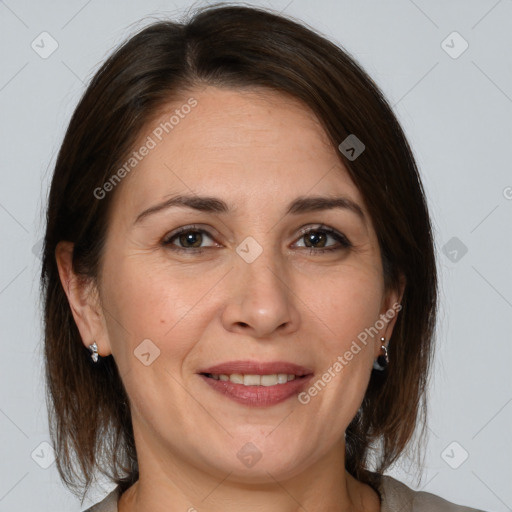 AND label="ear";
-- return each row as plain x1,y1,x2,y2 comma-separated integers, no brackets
55,241,112,357
375,273,406,356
